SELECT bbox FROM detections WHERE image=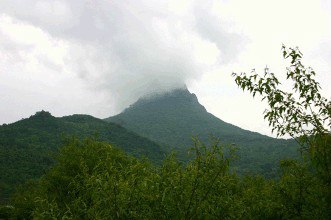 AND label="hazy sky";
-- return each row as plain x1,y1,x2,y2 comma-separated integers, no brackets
0,0,330,137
